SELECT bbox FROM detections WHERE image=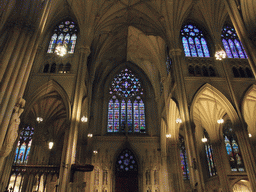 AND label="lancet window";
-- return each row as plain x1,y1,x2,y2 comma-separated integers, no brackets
203,129,217,177
47,20,78,54
179,135,189,180
223,120,245,172
180,24,210,57
221,25,247,59
107,69,145,133
14,126,34,164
